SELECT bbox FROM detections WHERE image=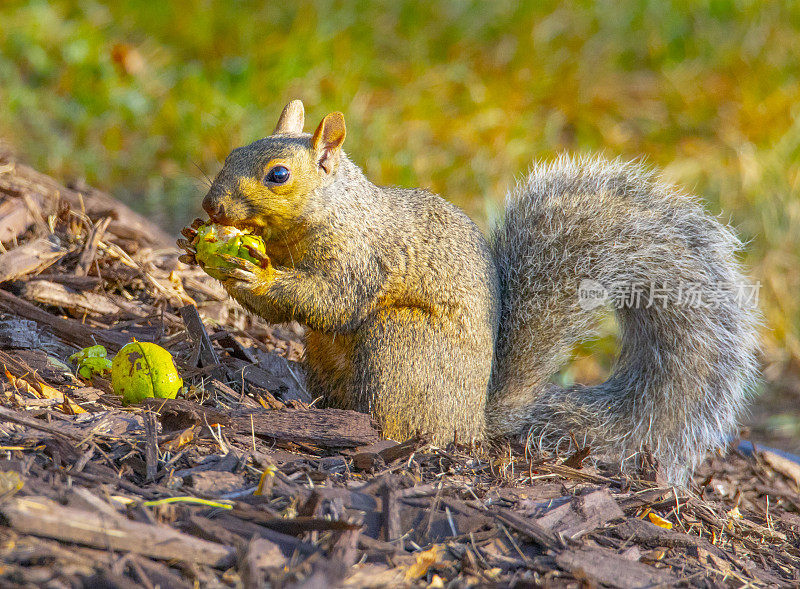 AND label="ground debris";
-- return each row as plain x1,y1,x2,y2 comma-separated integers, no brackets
1,495,236,567
1,152,799,587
